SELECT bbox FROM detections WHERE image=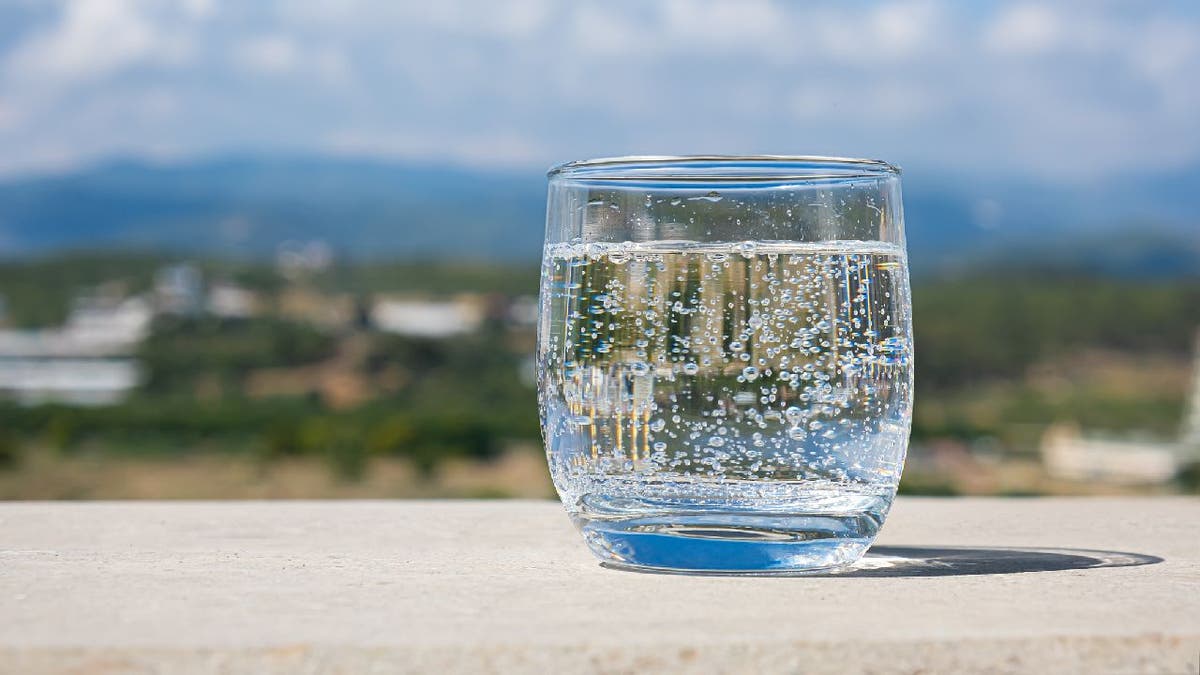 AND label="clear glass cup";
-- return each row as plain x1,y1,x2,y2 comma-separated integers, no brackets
537,156,912,573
